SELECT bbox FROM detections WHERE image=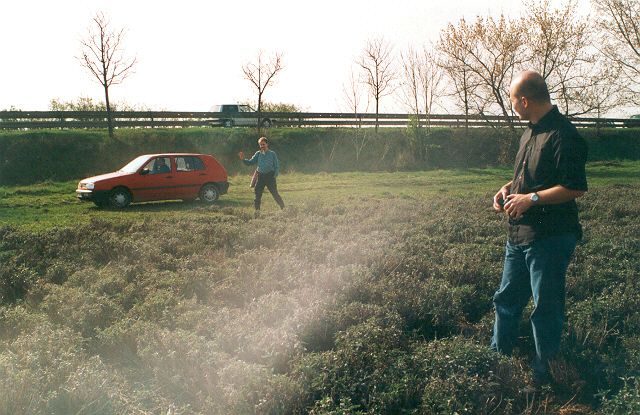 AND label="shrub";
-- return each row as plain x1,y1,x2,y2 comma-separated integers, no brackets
300,301,391,352
293,315,418,414
40,284,124,338
0,183,637,413
413,337,527,414
599,377,640,415
0,324,86,414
